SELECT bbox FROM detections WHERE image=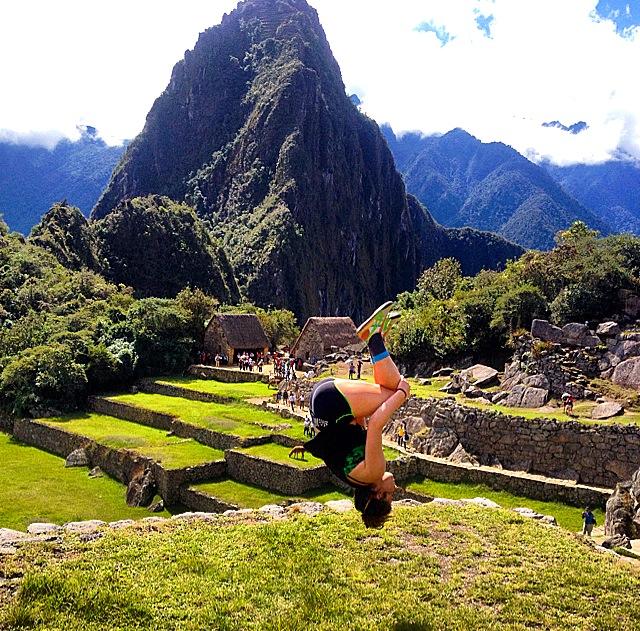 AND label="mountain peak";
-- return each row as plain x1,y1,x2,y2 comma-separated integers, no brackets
92,0,519,318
